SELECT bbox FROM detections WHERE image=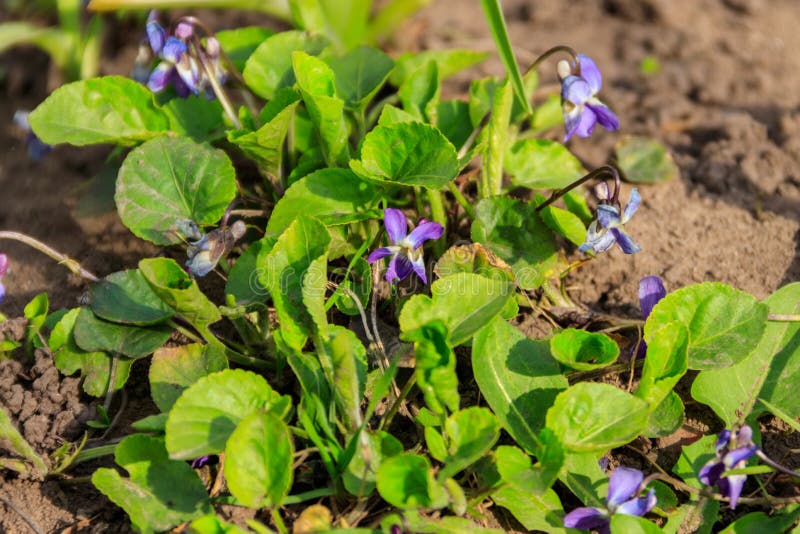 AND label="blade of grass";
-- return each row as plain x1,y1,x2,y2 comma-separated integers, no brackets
479,0,531,116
